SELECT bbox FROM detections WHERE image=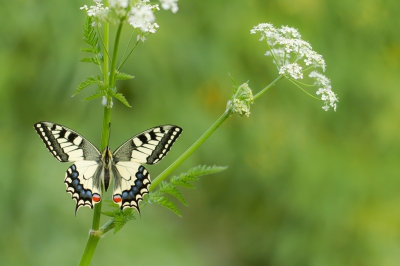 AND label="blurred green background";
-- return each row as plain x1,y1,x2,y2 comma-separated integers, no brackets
1,0,400,265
